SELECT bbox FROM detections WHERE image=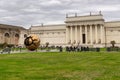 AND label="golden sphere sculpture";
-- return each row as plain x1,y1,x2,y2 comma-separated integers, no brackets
24,34,40,51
